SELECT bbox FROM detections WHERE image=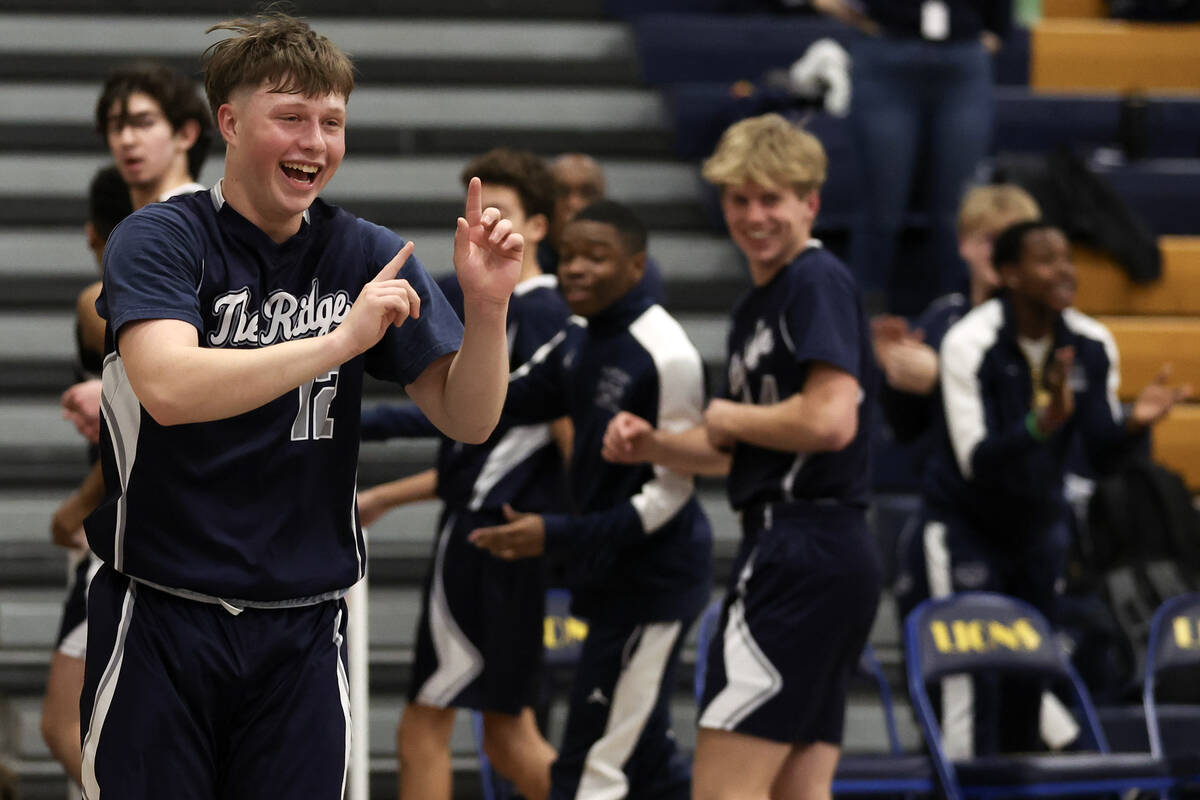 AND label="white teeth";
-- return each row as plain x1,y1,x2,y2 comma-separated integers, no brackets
282,161,318,173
